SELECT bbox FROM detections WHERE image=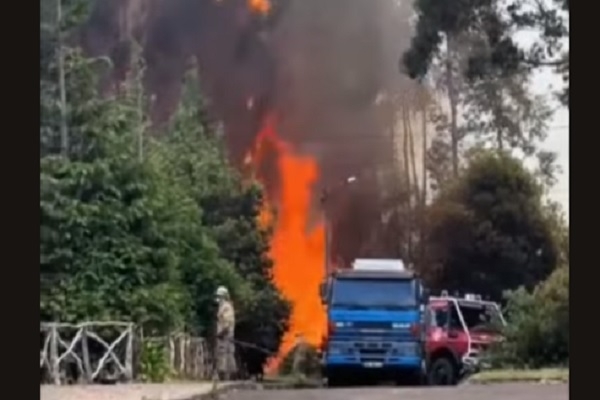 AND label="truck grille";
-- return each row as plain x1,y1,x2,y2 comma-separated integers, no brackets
353,321,392,330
